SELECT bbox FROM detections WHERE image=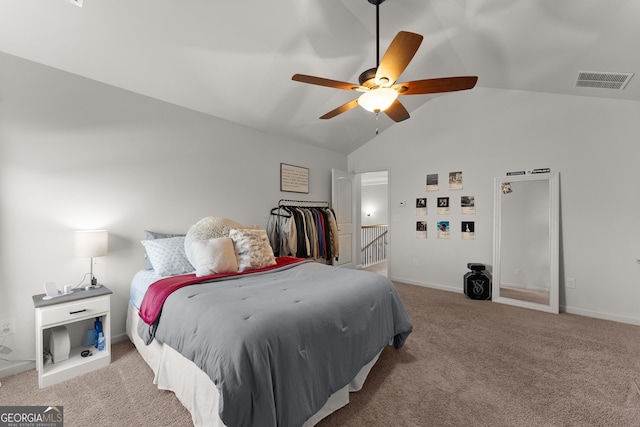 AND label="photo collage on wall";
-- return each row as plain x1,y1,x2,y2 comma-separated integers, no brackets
416,171,476,239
